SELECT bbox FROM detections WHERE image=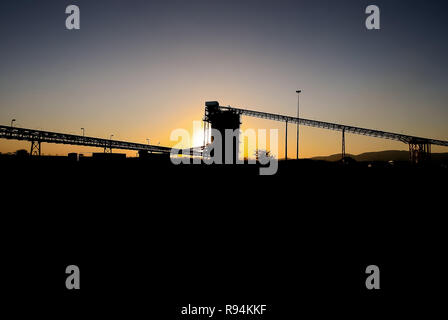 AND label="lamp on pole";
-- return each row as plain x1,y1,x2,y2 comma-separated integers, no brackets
107,134,114,153
296,90,302,160
11,119,16,127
